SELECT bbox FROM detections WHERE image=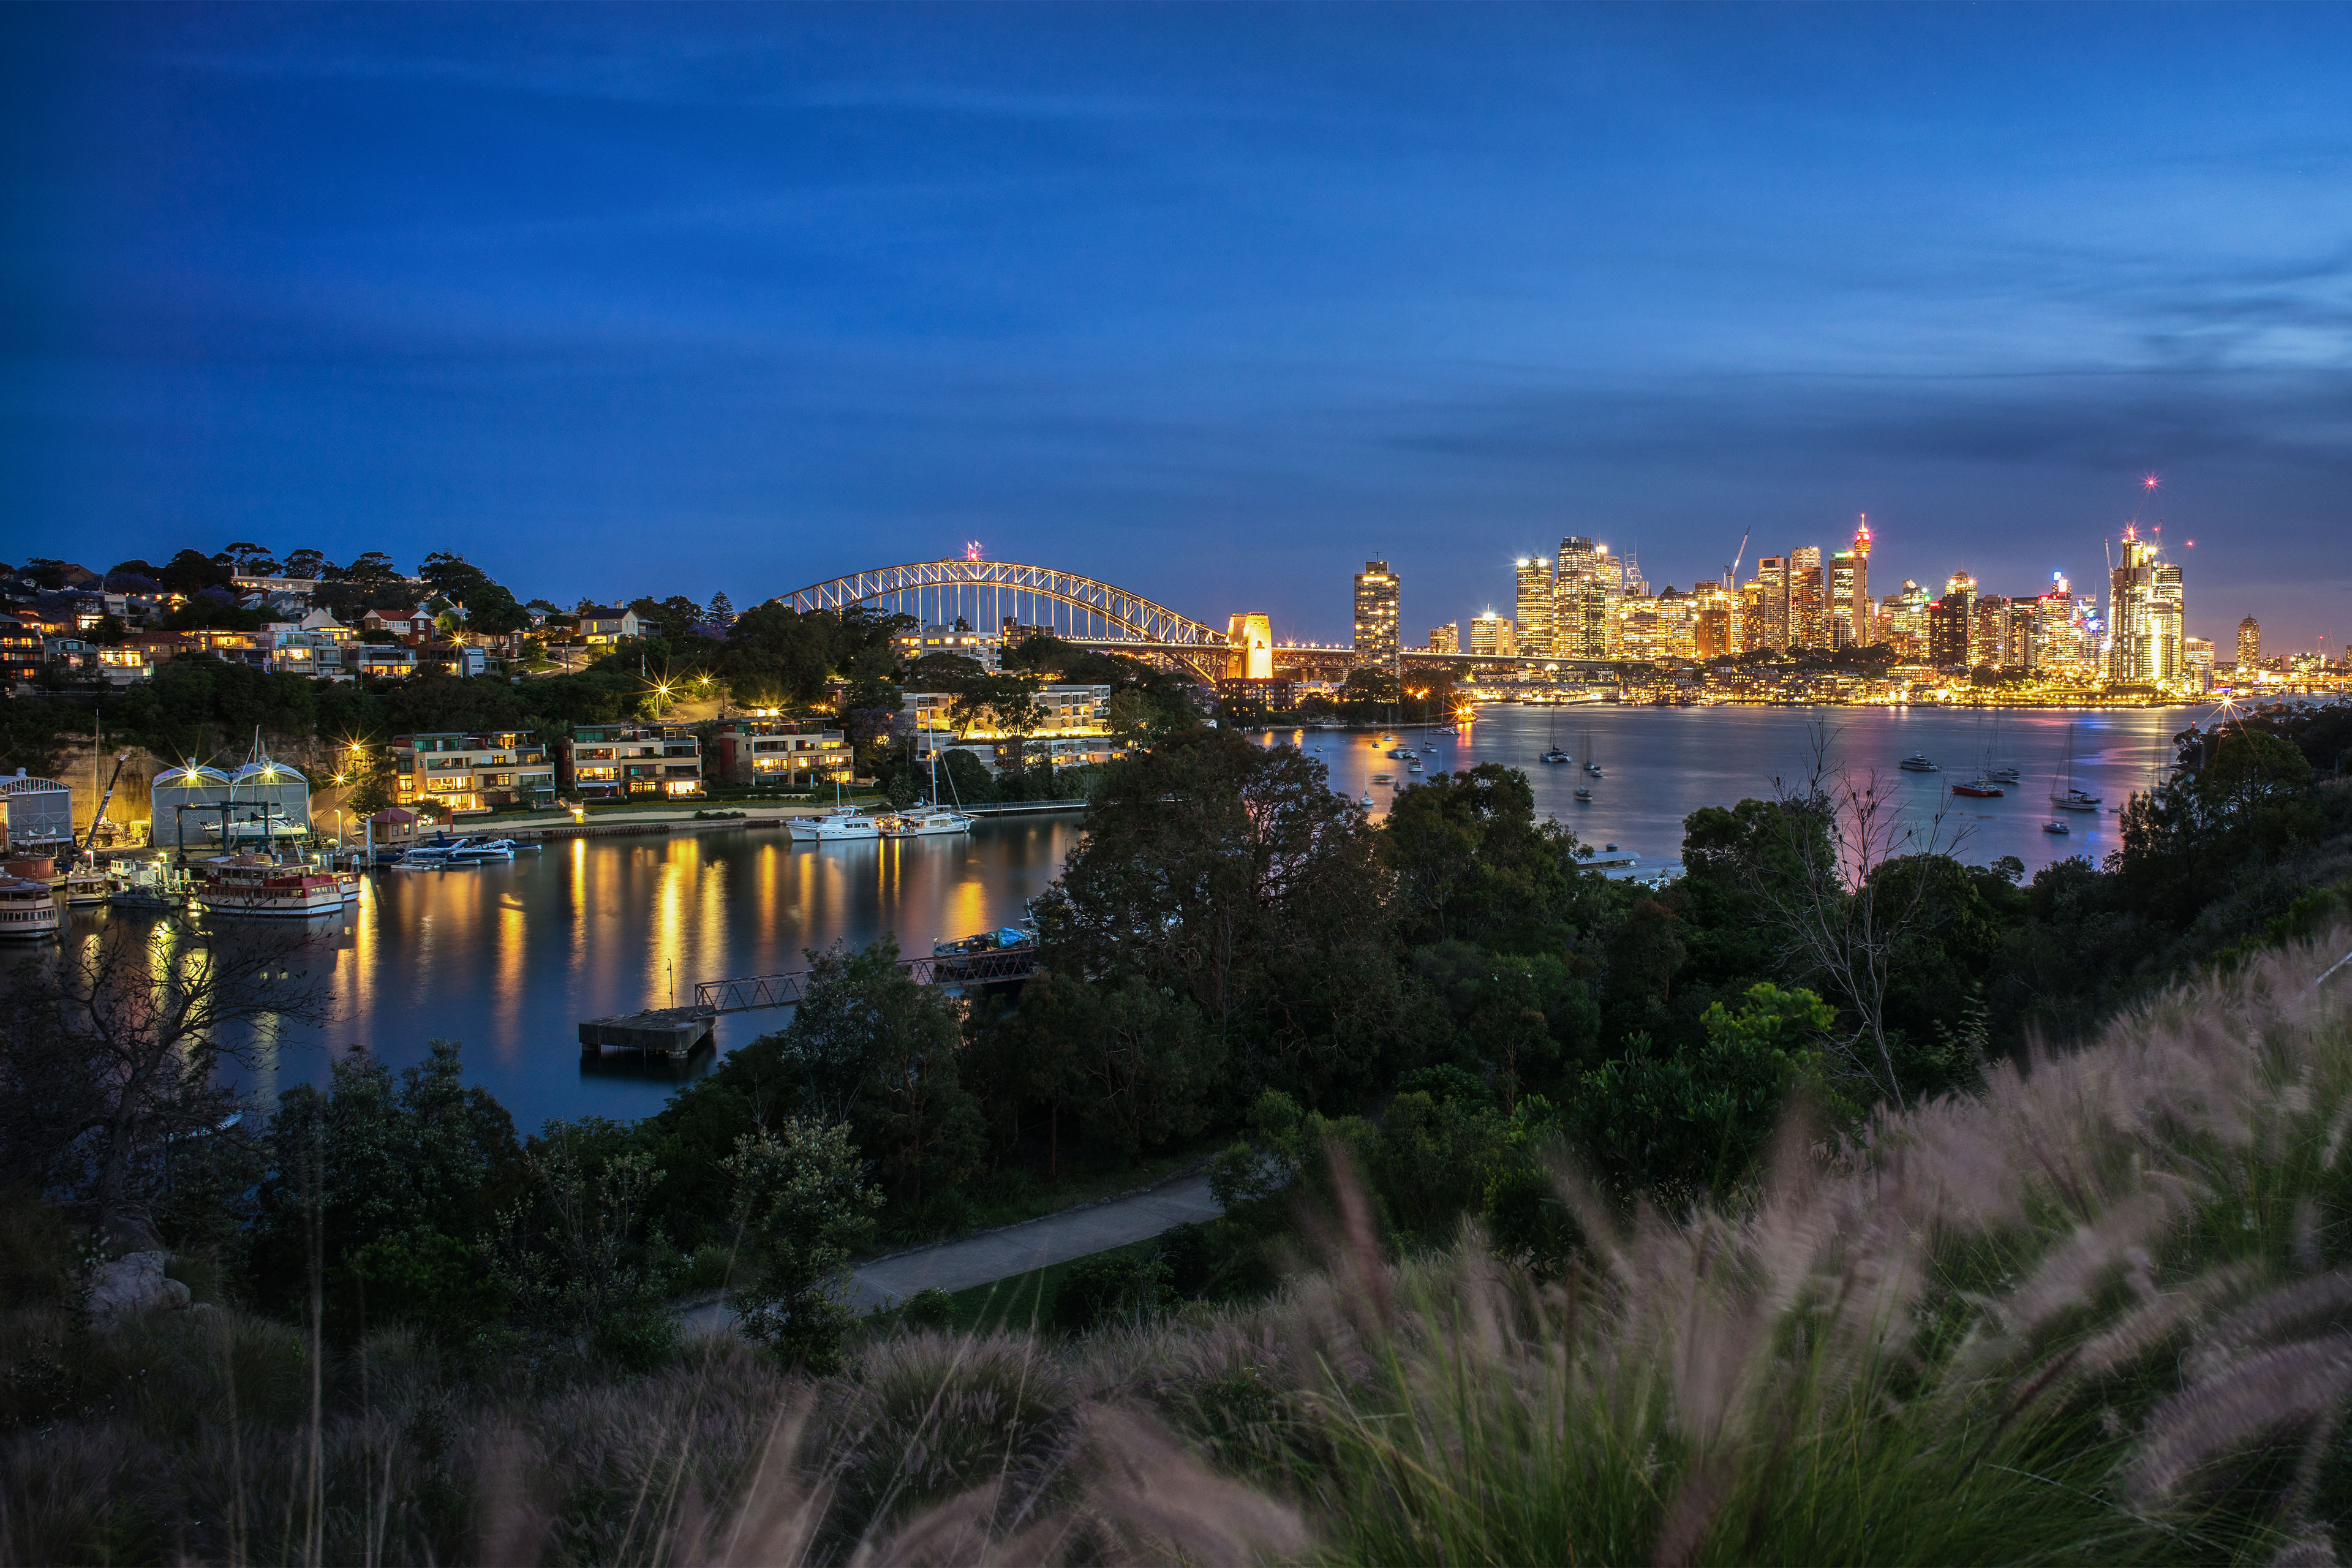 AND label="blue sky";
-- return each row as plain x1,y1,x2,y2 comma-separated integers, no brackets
4,3,2347,649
